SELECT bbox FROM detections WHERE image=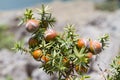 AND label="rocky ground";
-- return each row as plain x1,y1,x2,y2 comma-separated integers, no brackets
0,1,120,80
